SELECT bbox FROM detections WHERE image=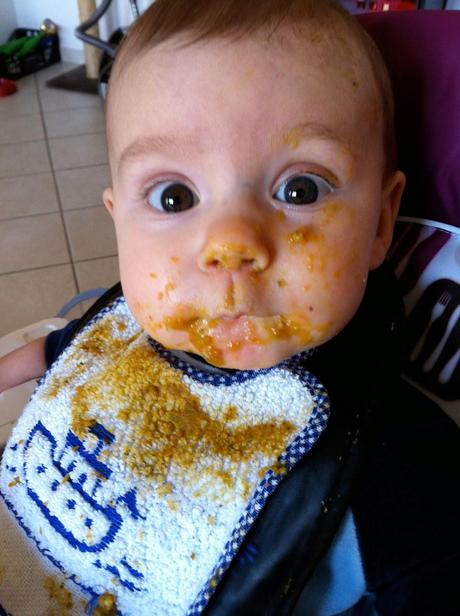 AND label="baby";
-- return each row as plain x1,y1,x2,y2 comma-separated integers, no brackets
1,1,458,615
